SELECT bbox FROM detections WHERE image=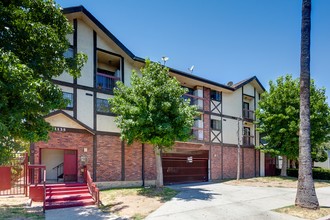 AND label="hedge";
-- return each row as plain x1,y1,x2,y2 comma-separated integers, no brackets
287,167,330,180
